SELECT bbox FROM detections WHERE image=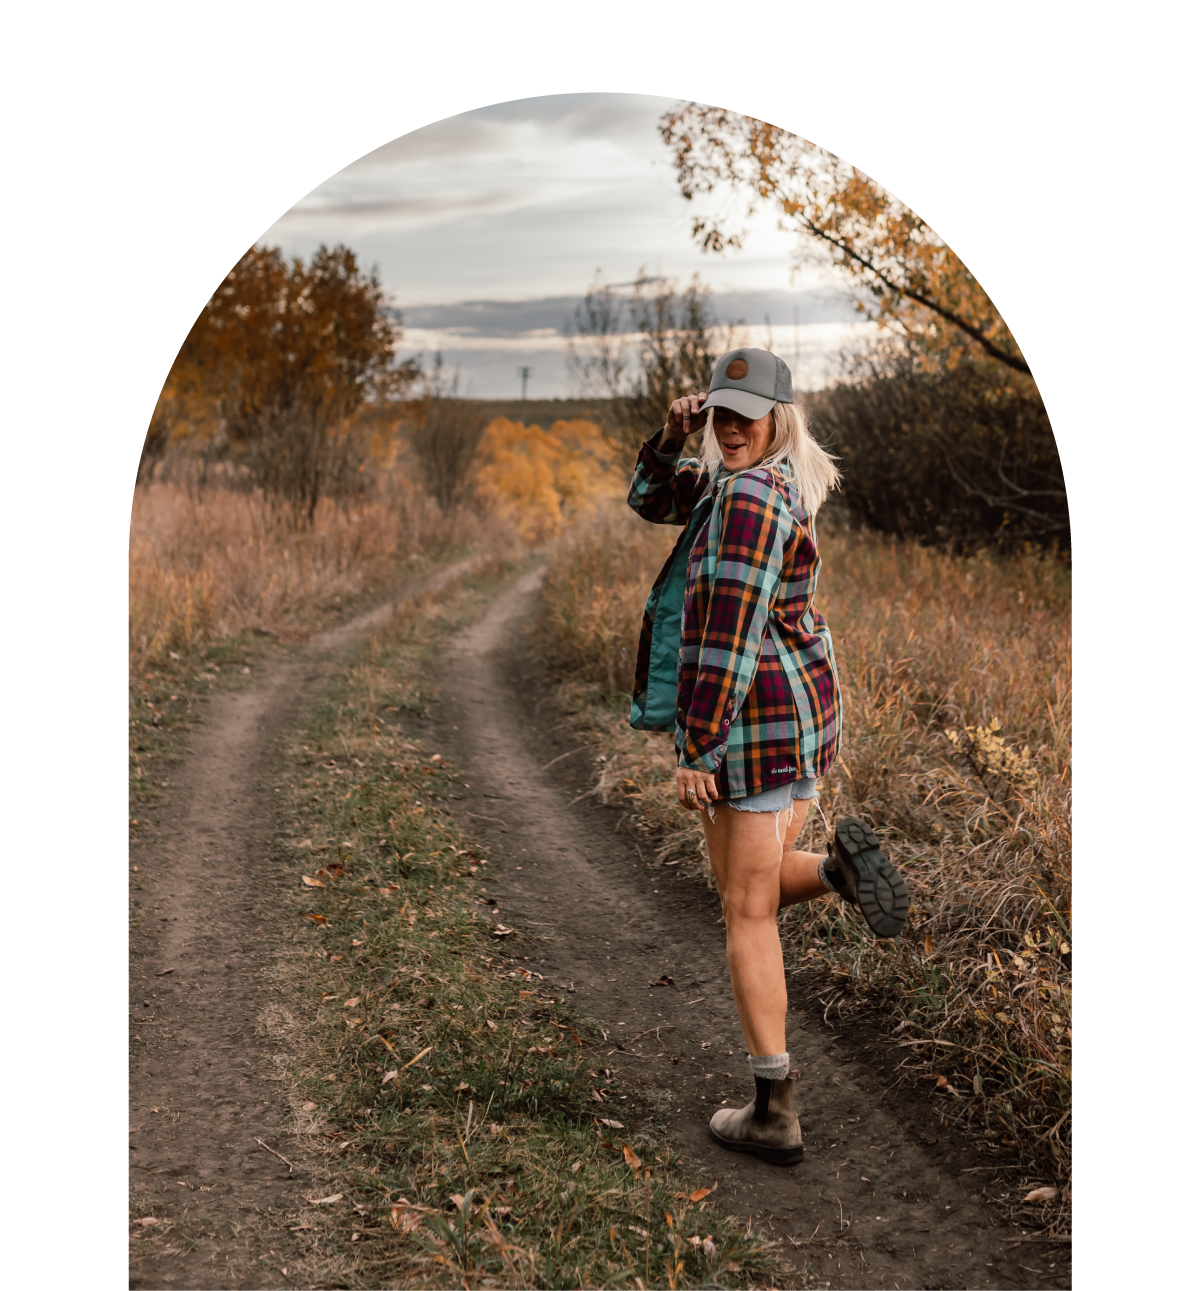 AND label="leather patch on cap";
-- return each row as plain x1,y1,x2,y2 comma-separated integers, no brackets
726,358,749,380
